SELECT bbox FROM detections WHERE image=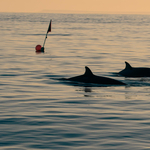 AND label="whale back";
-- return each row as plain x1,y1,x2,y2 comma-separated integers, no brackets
67,66,94,81
67,66,126,85
119,61,150,77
